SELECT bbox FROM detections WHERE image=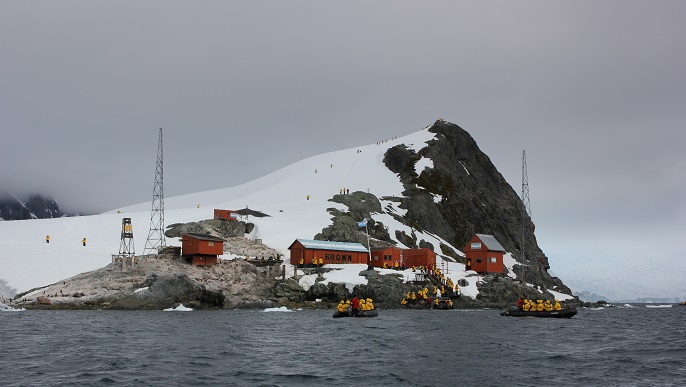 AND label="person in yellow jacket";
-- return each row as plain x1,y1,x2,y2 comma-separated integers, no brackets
299,257,304,266
46,235,50,244
318,257,323,266
82,237,86,246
